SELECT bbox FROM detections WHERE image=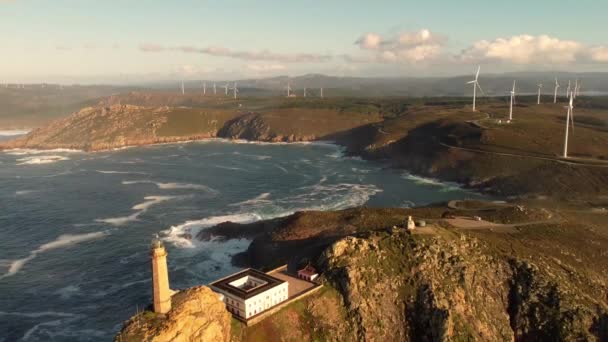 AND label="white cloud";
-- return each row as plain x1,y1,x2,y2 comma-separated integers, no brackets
139,44,332,63
353,29,444,63
458,34,582,64
589,46,608,62
356,33,383,50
